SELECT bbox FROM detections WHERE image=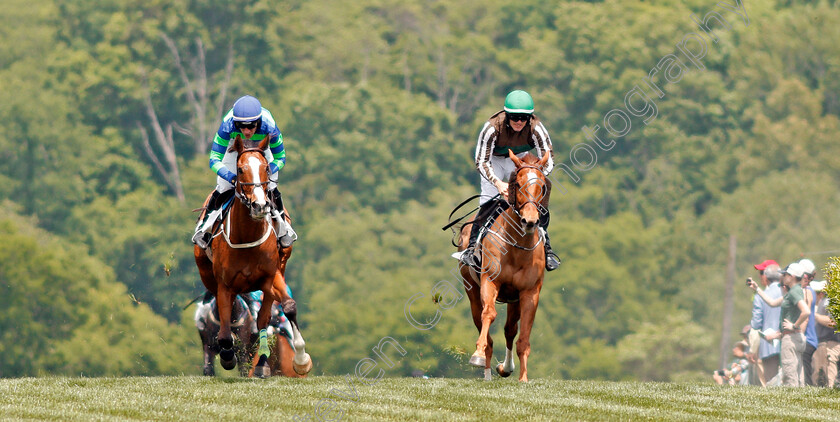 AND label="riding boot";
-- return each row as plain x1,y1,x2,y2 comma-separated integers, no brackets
192,190,223,249
539,211,561,271
271,188,297,248
459,200,499,270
